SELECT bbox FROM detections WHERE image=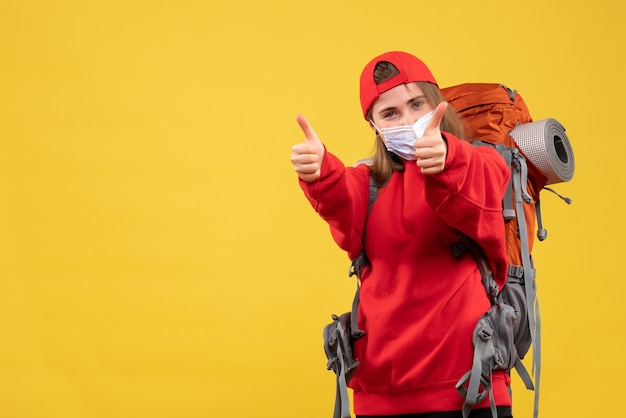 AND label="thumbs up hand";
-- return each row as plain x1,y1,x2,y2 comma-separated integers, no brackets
291,114,325,182
415,102,448,175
